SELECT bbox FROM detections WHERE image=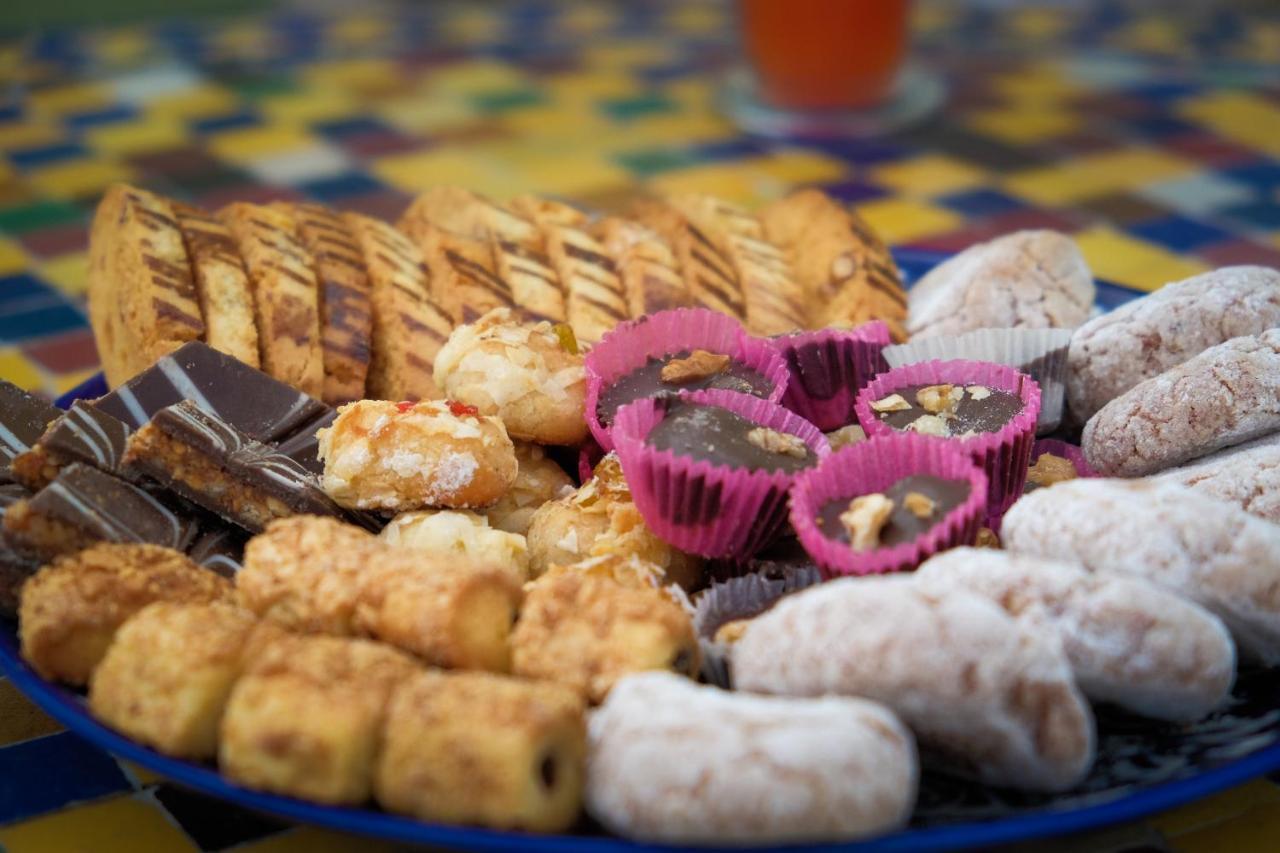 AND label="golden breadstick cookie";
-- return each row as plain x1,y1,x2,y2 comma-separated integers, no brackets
172,202,259,368
631,199,747,322
593,216,692,317
485,442,574,536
